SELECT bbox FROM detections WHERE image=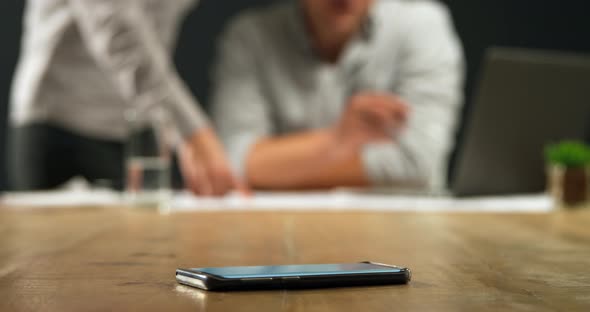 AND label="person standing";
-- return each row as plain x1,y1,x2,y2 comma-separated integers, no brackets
9,0,243,196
